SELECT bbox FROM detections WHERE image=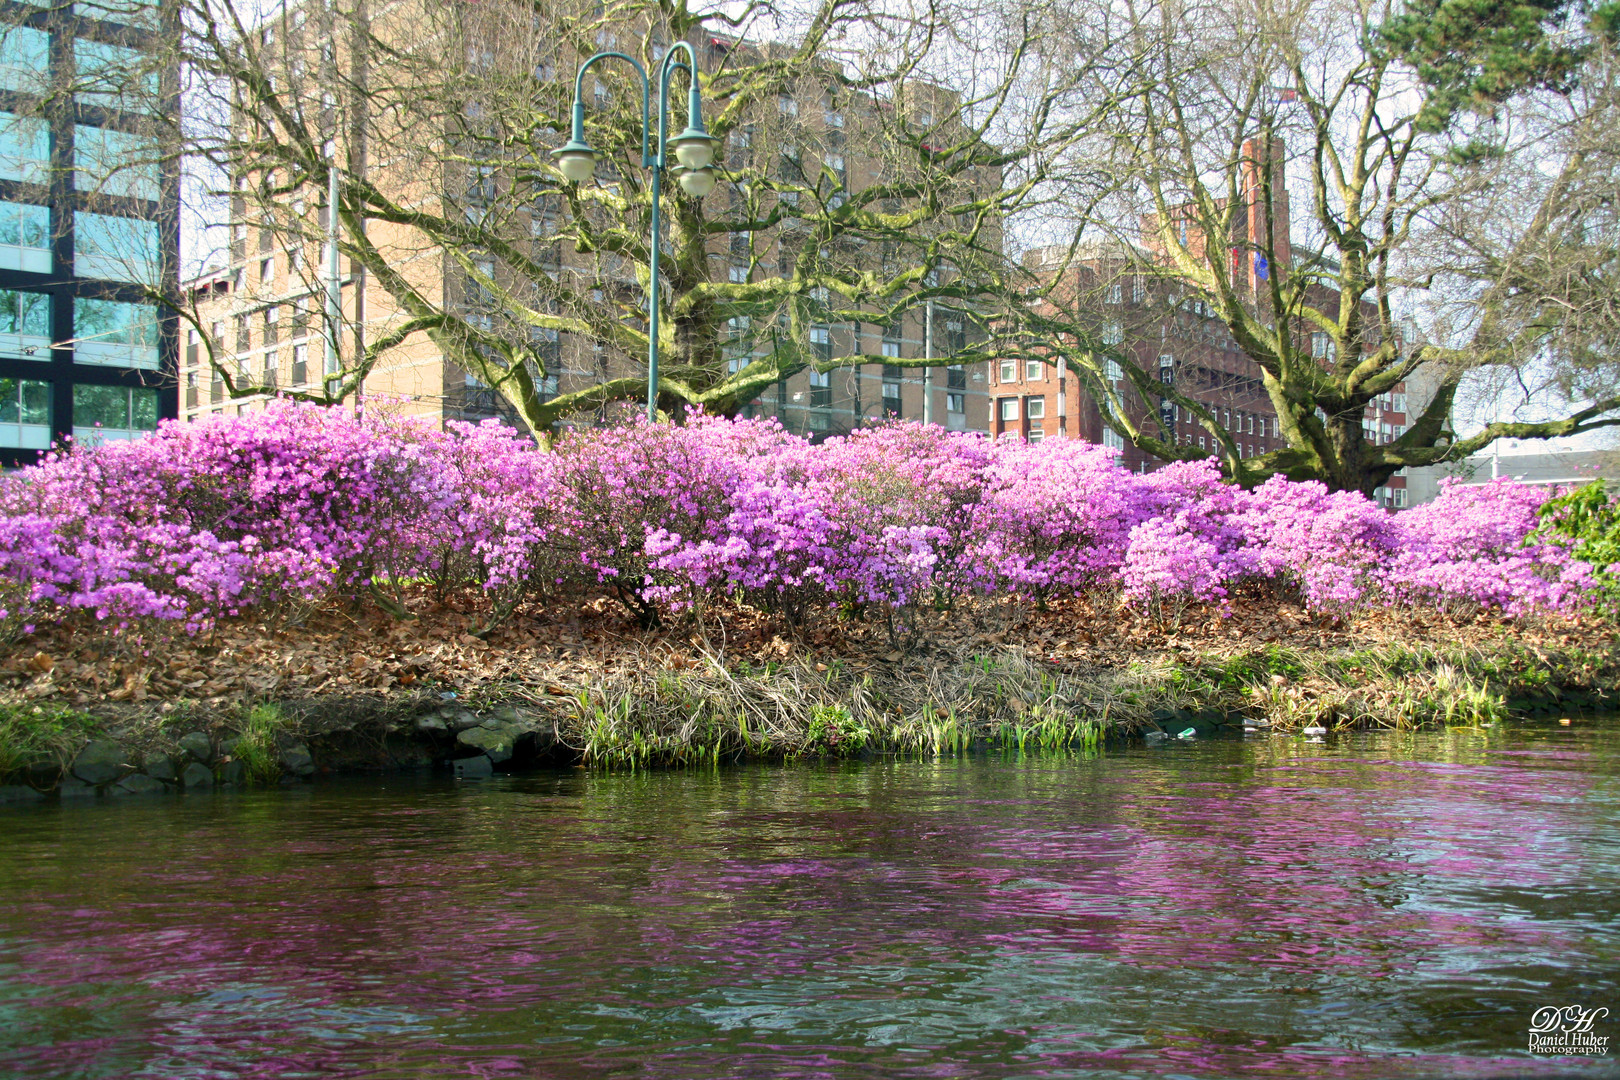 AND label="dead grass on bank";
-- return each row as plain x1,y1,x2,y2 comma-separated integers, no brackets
0,586,1610,766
